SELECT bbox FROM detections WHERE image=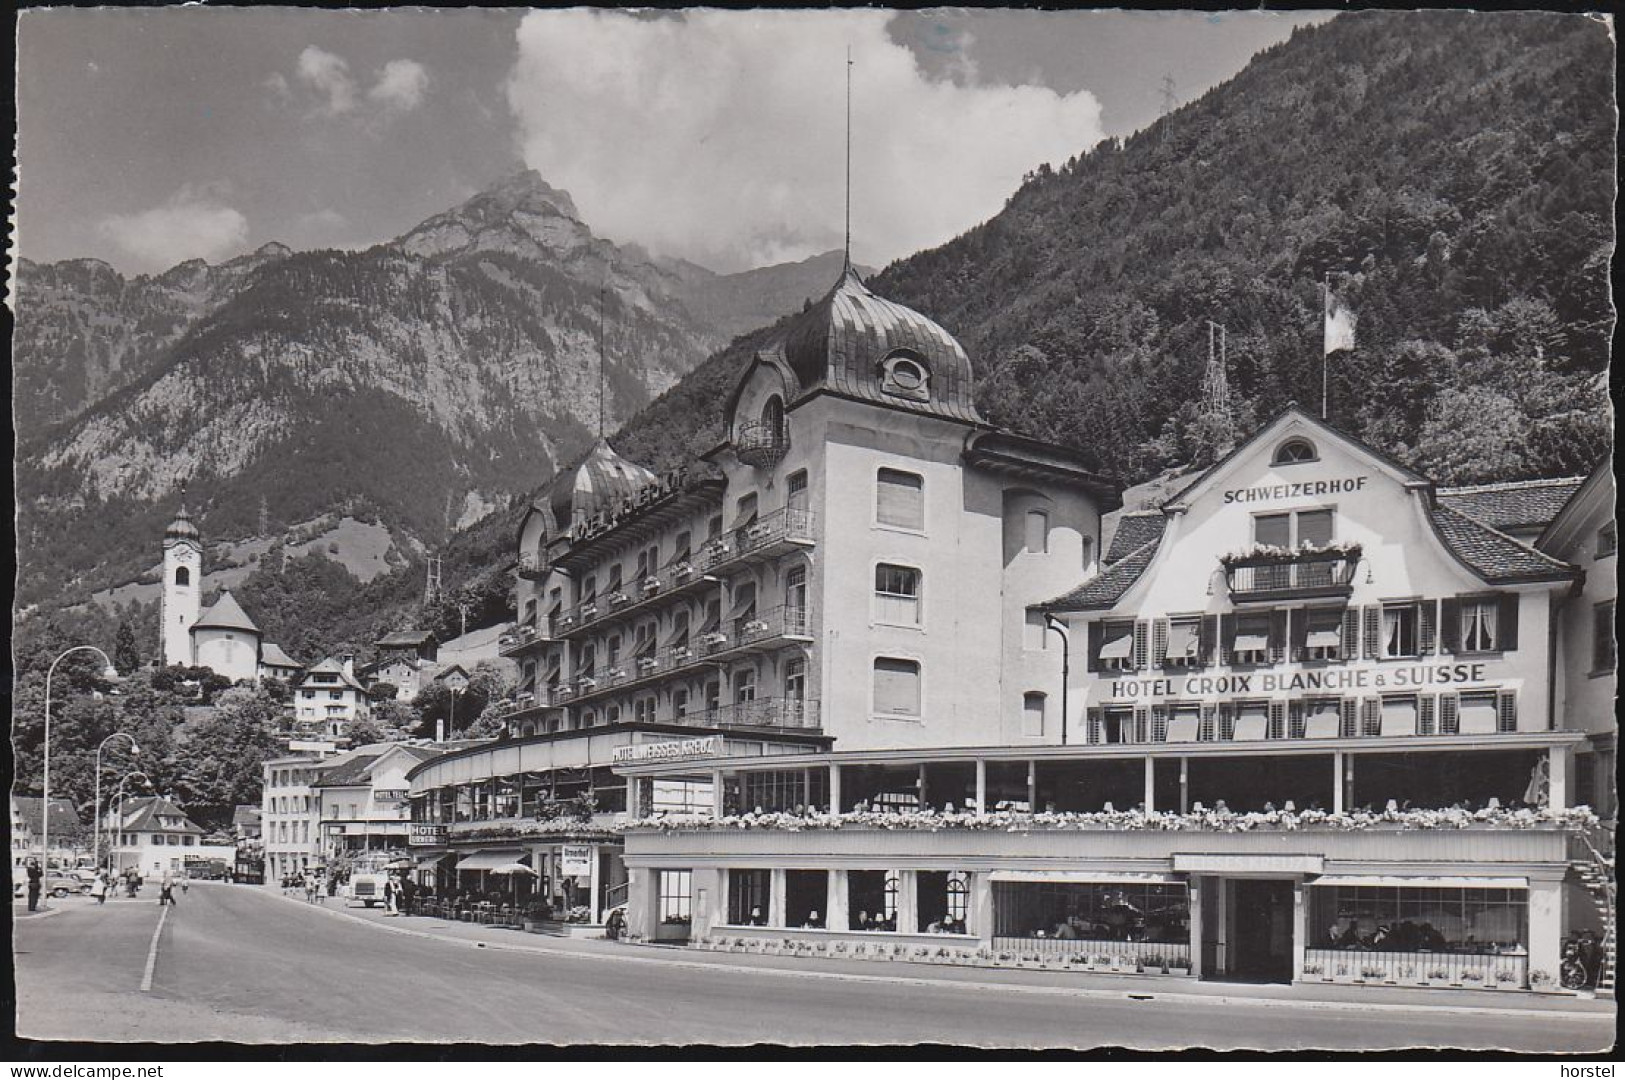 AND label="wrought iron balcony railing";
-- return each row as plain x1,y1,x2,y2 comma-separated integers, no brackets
734,418,788,467
696,508,815,575
690,696,821,731
1224,551,1358,602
